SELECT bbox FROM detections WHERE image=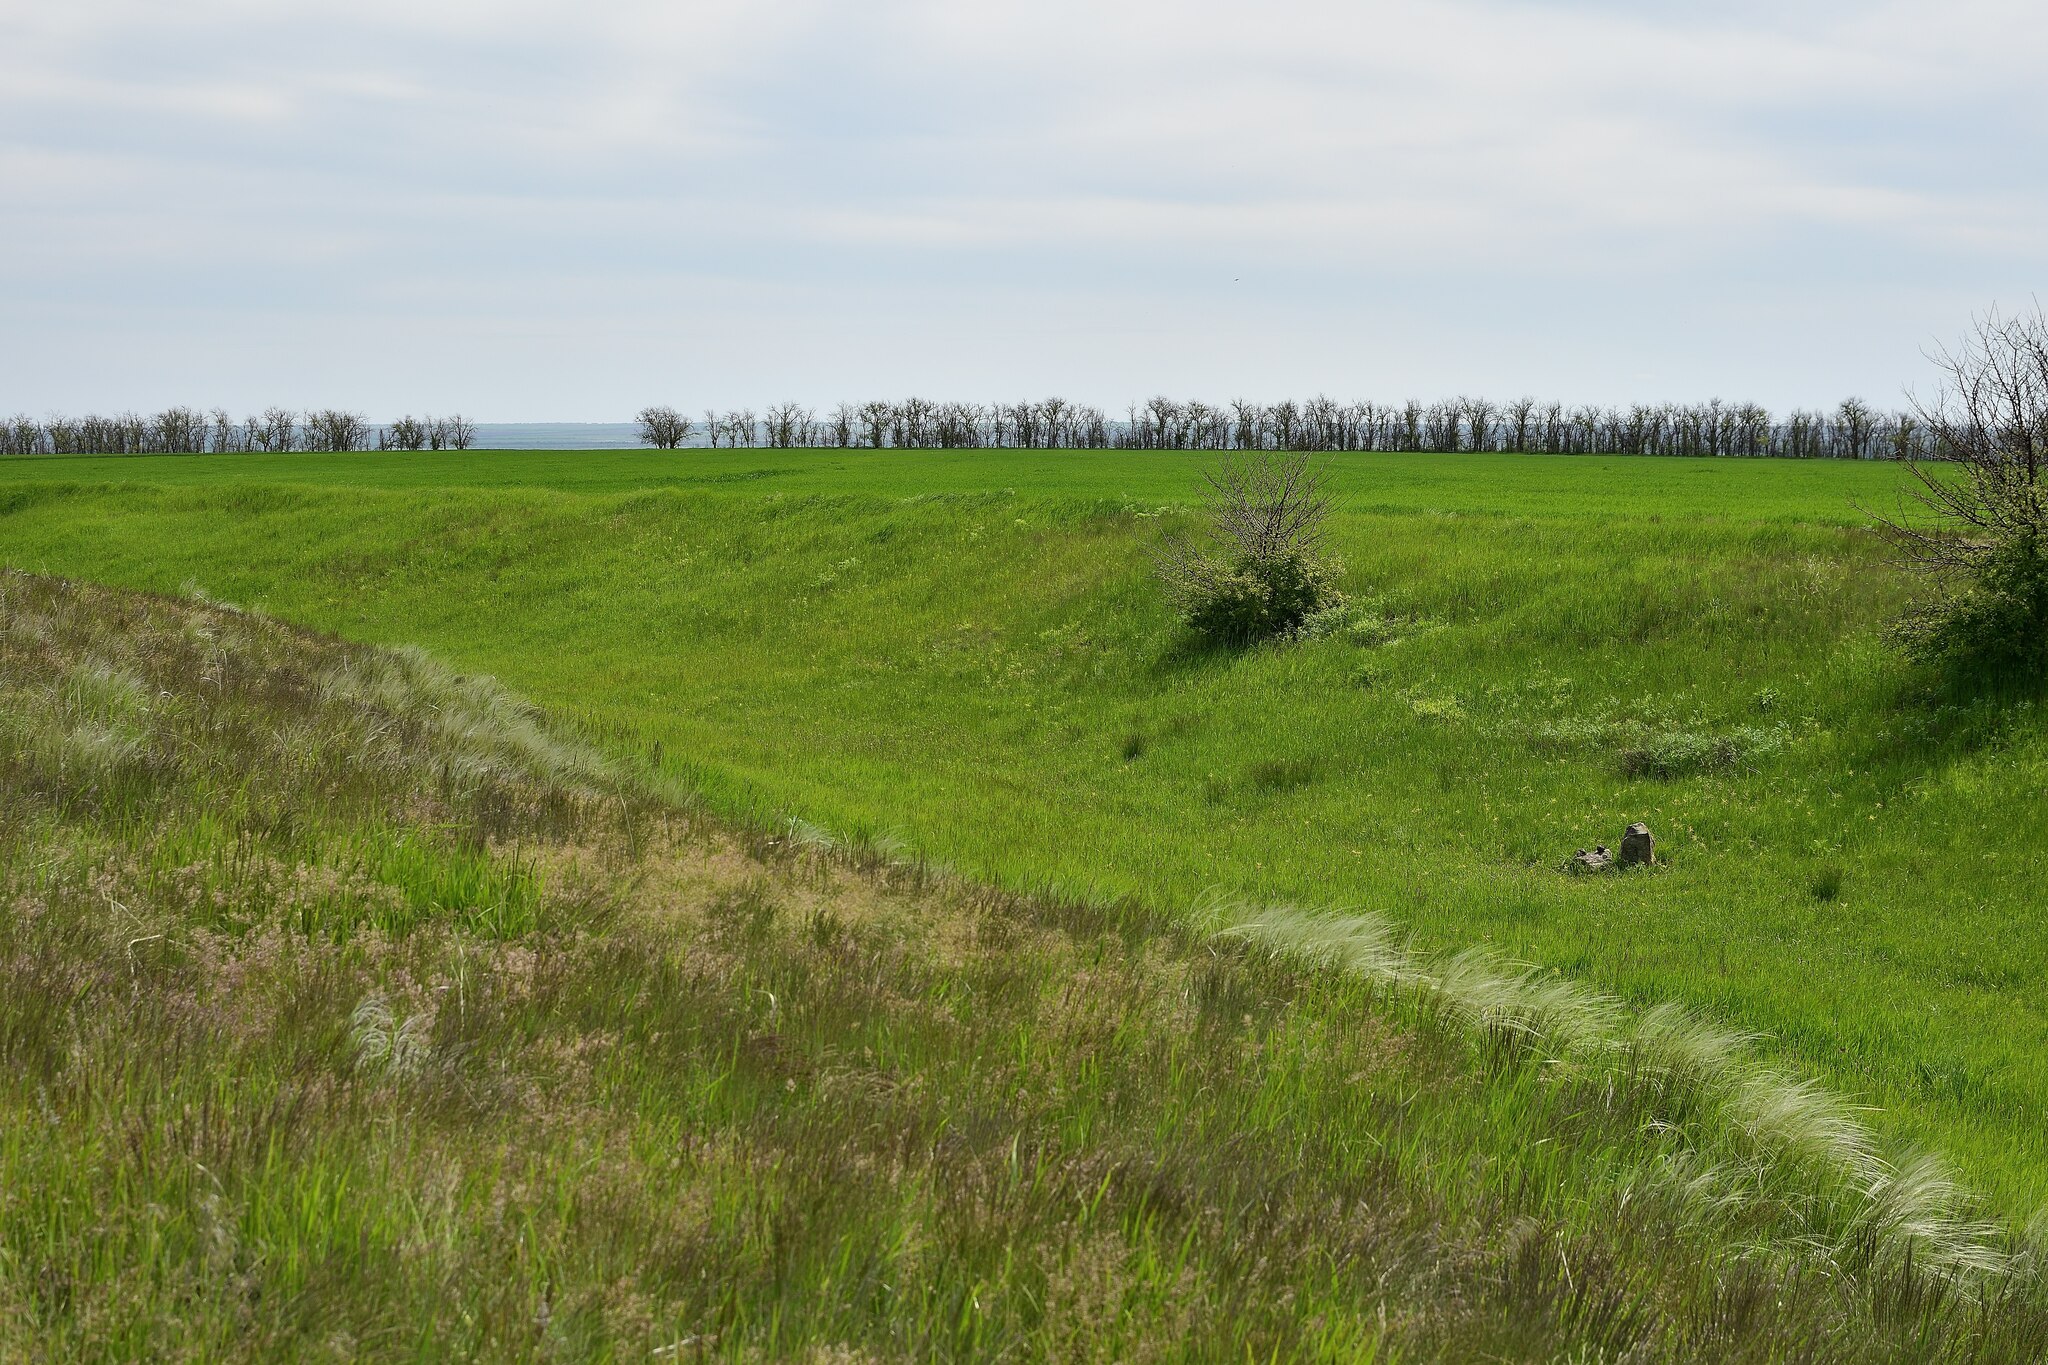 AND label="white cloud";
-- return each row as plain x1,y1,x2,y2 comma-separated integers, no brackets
0,0,2042,413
